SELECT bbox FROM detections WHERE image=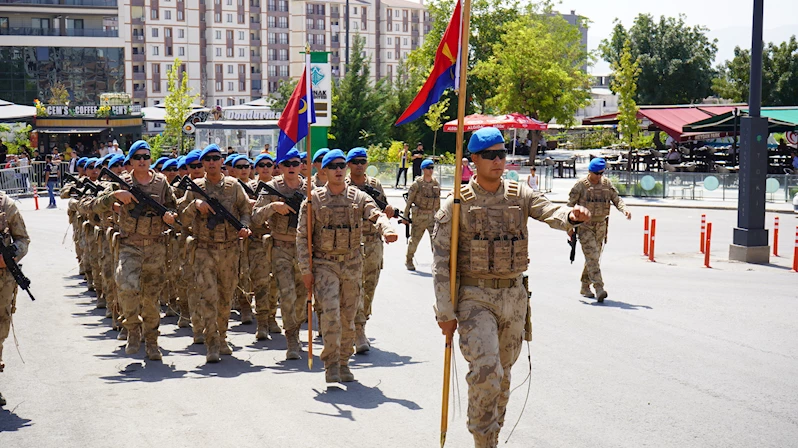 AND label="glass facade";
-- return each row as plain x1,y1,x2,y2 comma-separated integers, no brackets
0,46,124,105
